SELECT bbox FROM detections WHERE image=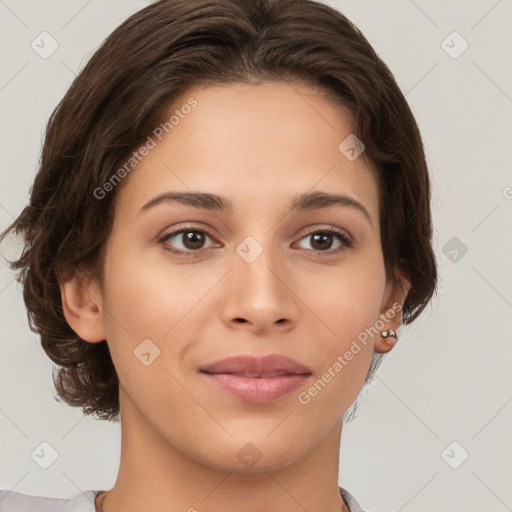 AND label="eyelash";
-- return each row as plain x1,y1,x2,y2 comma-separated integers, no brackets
158,225,354,258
